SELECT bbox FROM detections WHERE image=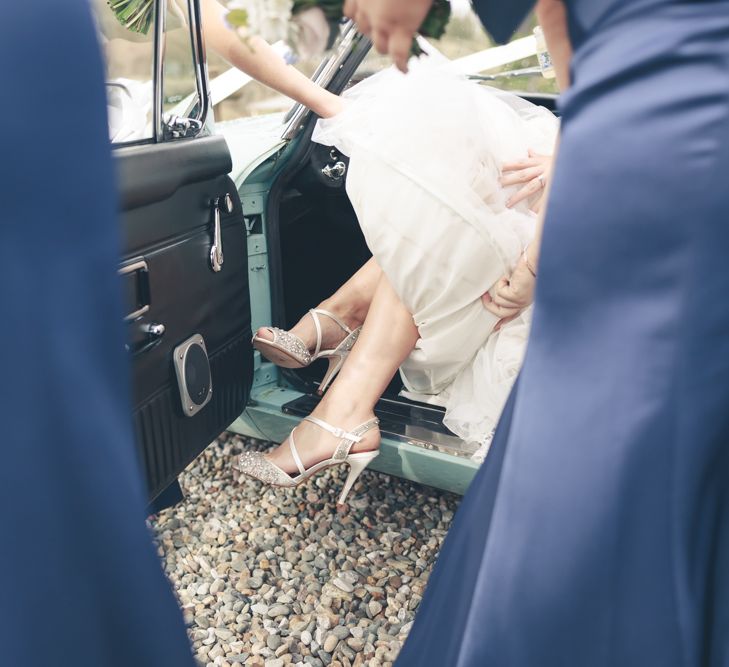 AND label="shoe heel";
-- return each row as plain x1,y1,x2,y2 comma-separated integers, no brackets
318,354,346,395
337,451,379,506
